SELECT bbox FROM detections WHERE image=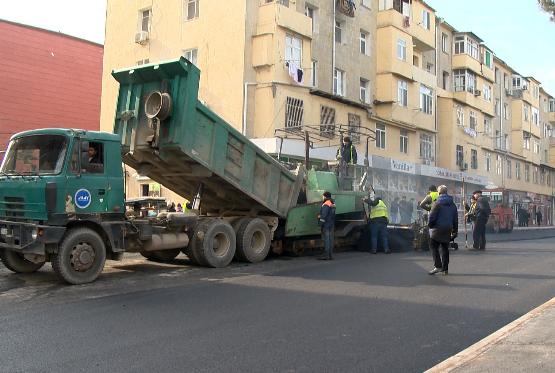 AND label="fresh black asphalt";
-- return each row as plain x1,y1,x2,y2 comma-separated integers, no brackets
1,232,555,373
